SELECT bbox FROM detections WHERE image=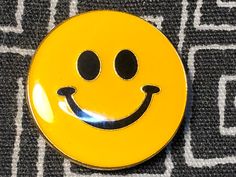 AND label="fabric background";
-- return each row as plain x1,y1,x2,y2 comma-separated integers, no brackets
0,0,236,176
